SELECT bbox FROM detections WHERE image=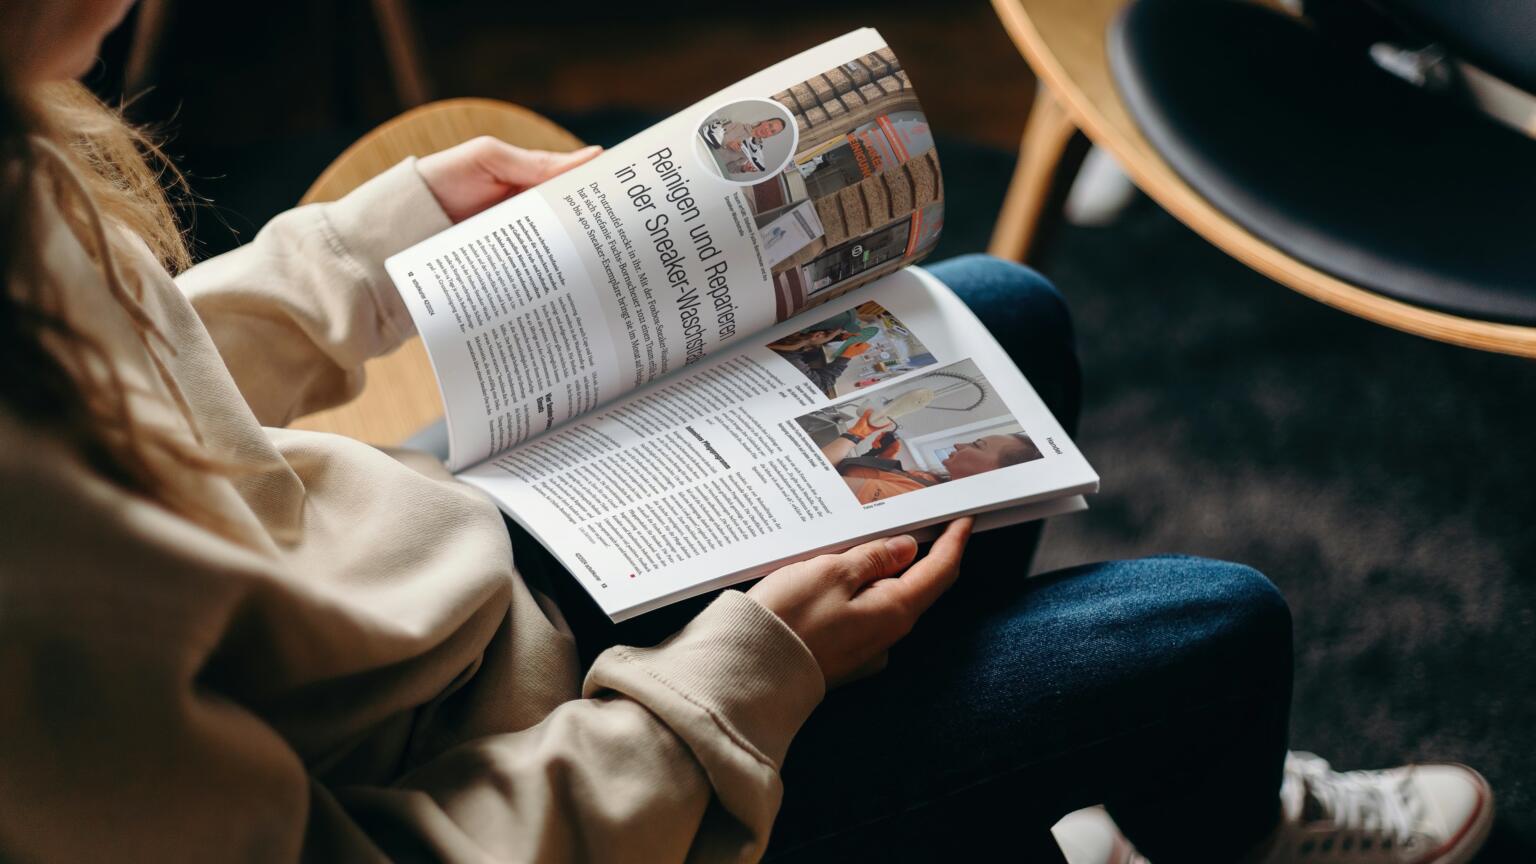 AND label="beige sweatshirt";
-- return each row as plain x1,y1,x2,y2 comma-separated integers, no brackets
0,159,825,863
